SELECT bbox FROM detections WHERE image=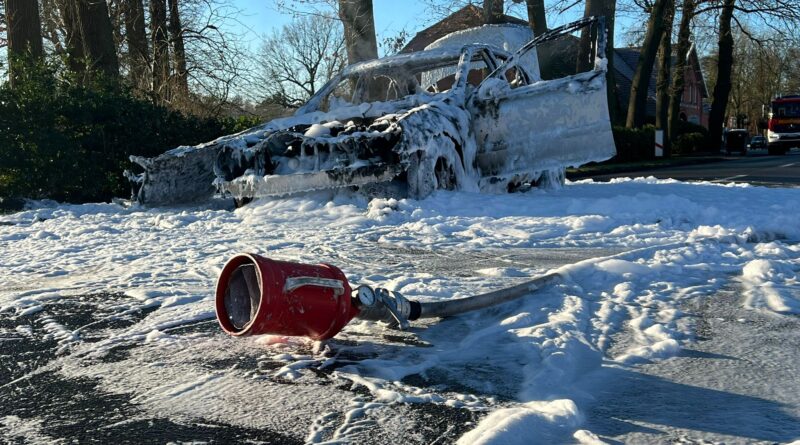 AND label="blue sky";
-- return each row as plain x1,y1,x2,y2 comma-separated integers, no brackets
229,1,594,54
225,2,790,61
233,1,439,47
